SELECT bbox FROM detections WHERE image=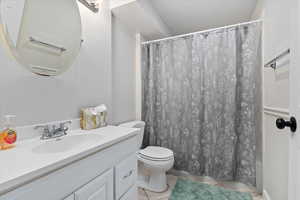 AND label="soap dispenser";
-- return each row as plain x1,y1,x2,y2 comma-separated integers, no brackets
0,115,17,150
